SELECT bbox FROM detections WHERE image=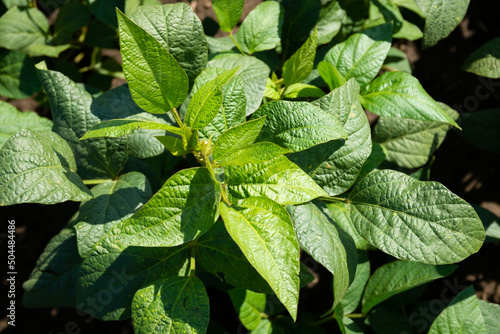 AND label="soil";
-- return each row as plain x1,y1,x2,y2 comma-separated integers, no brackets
1,0,499,333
